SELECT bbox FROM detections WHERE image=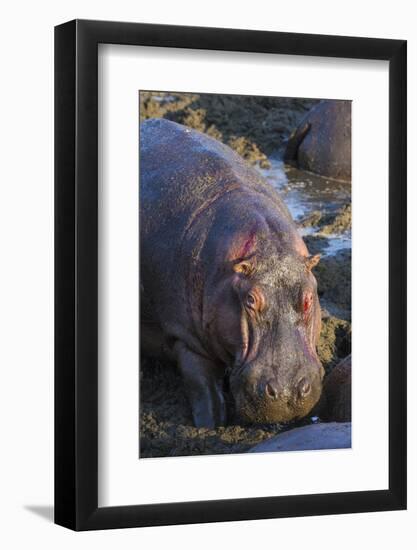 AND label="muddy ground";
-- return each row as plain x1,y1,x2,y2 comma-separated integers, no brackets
139,92,351,458
140,92,319,166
